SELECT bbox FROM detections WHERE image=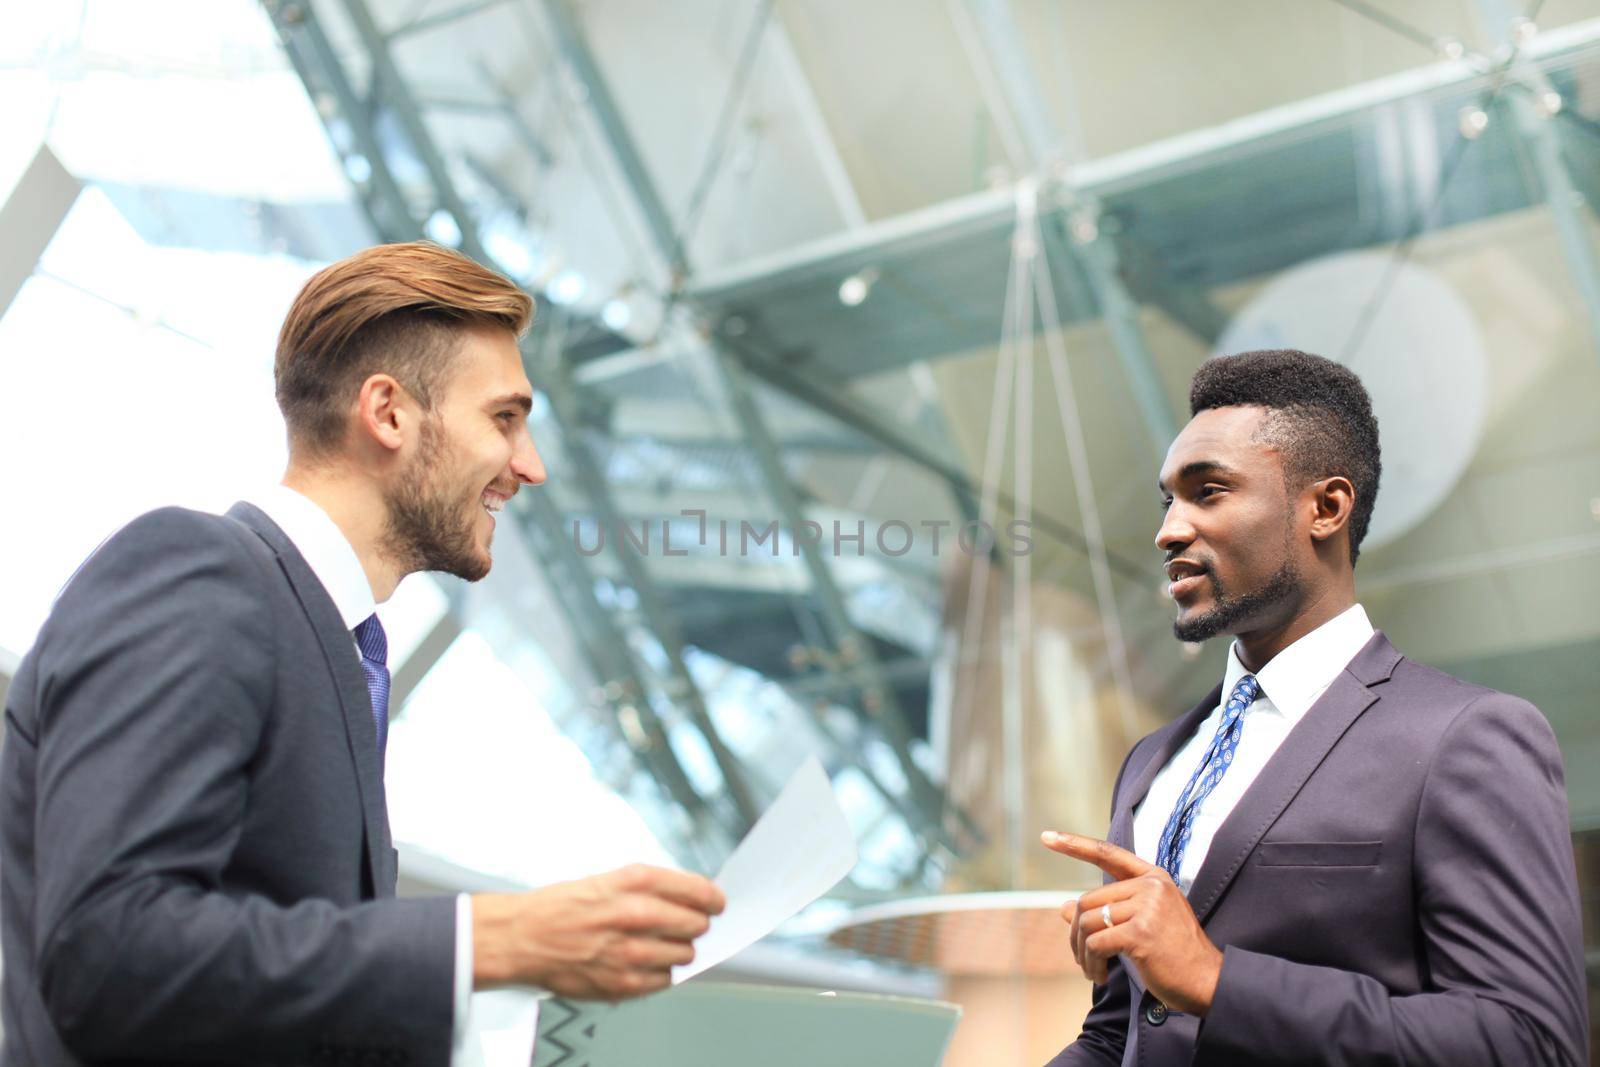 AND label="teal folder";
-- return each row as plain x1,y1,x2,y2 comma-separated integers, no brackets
533,982,960,1067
